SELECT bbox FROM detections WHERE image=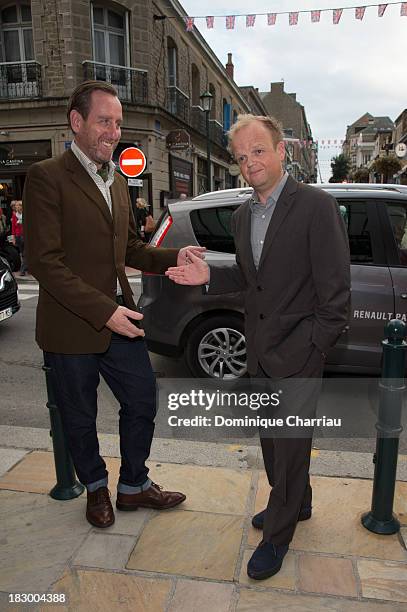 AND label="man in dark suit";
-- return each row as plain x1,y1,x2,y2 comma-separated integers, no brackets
166,114,350,579
24,80,205,528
